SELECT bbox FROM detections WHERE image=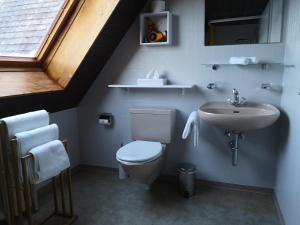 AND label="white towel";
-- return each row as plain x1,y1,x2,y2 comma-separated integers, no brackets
2,110,49,139
29,140,70,184
15,124,59,157
229,57,258,65
182,111,199,147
